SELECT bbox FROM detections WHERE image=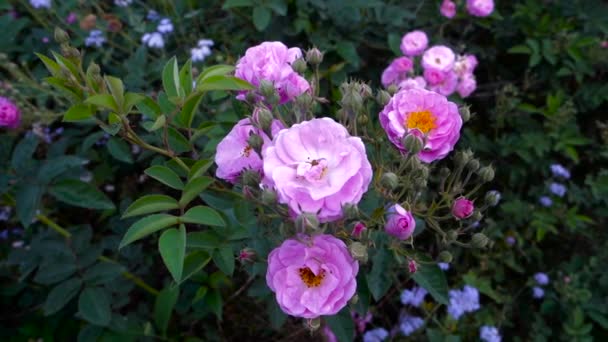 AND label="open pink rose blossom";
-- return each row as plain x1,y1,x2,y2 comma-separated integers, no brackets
266,234,359,318
263,118,373,222
379,88,462,162
381,57,414,87
0,97,20,129
235,41,310,104
401,31,429,57
215,118,284,183
466,0,494,17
